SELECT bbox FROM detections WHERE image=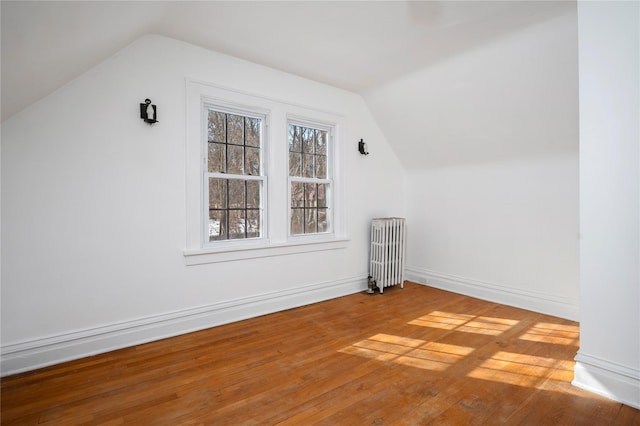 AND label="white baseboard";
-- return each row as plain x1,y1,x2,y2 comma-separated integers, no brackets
573,352,640,409
1,275,367,377
405,266,579,321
